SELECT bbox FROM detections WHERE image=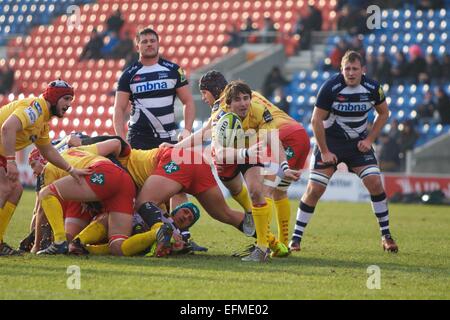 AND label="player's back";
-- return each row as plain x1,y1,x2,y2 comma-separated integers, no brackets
43,145,110,185
119,148,161,189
